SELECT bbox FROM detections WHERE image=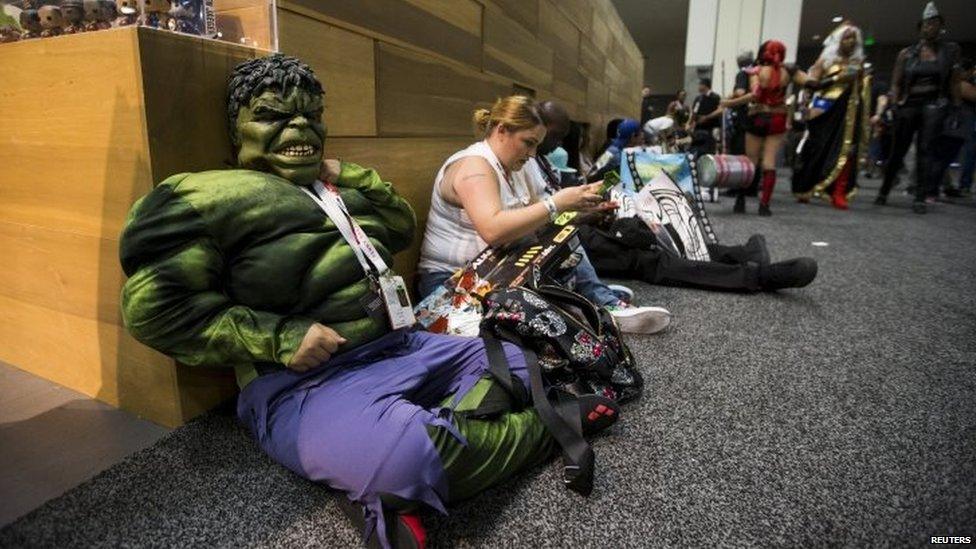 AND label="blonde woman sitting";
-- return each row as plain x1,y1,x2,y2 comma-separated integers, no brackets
417,96,670,334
